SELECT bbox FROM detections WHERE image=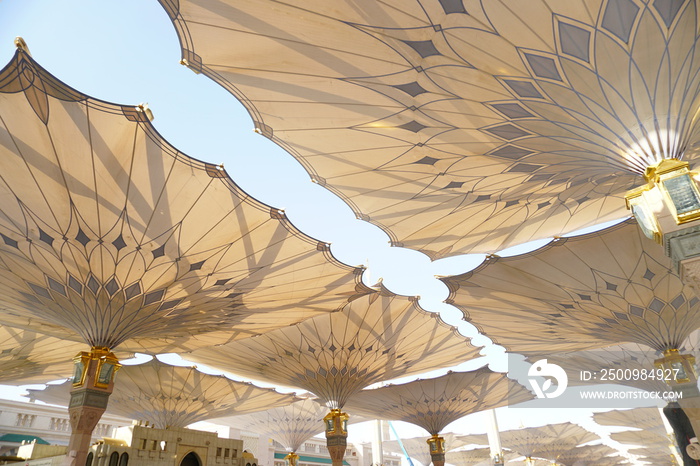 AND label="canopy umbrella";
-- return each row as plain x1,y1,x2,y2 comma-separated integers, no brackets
216,397,327,455
498,423,599,463
444,447,516,466
551,444,620,466
383,434,475,466
26,358,299,429
344,368,533,466
442,219,700,354
0,43,369,465
158,0,700,258
186,286,482,466
219,395,370,466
